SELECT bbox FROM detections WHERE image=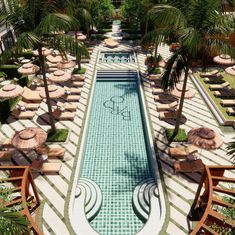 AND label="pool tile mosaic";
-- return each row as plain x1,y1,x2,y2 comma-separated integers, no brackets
80,80,152,235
